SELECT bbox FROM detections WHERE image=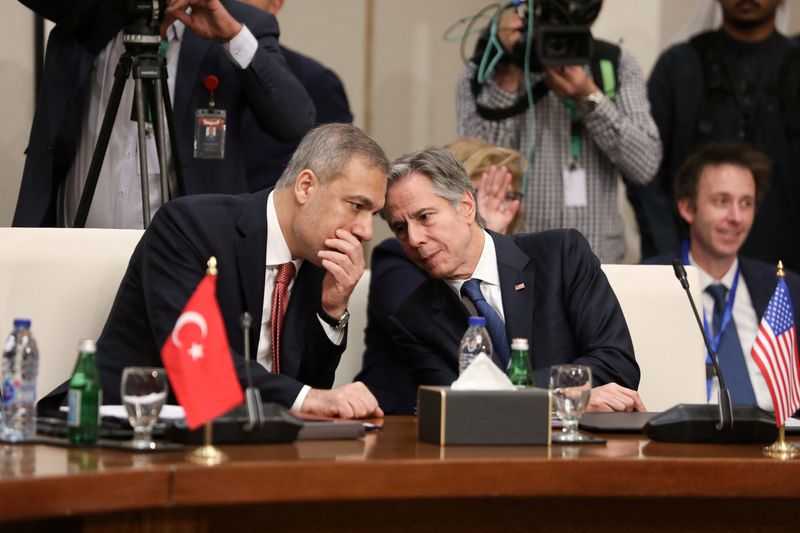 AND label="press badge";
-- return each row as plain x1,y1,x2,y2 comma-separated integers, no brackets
194,74,226,160
563,165,588,207
193,109,226,159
